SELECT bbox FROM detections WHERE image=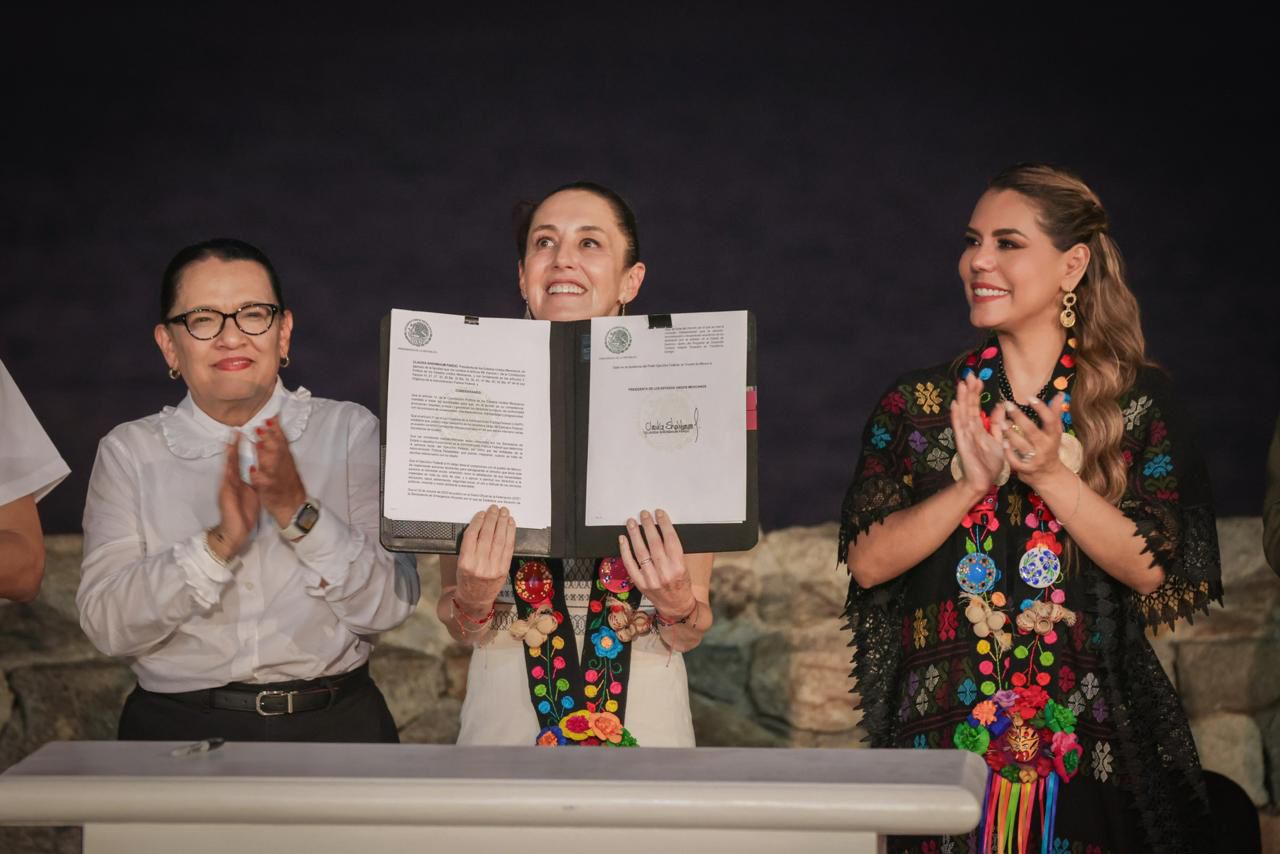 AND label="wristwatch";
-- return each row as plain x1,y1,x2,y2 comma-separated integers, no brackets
279,498,321,543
